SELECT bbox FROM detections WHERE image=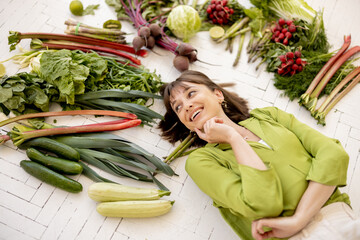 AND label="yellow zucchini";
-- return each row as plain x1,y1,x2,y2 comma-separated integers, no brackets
88,182,171,202
96,200,174,218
